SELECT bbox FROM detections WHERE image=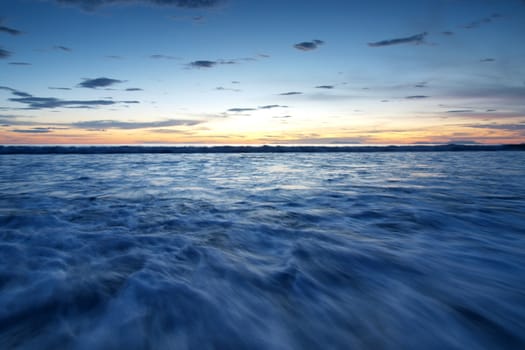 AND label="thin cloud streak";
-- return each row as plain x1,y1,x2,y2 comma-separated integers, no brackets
368,32,427,47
